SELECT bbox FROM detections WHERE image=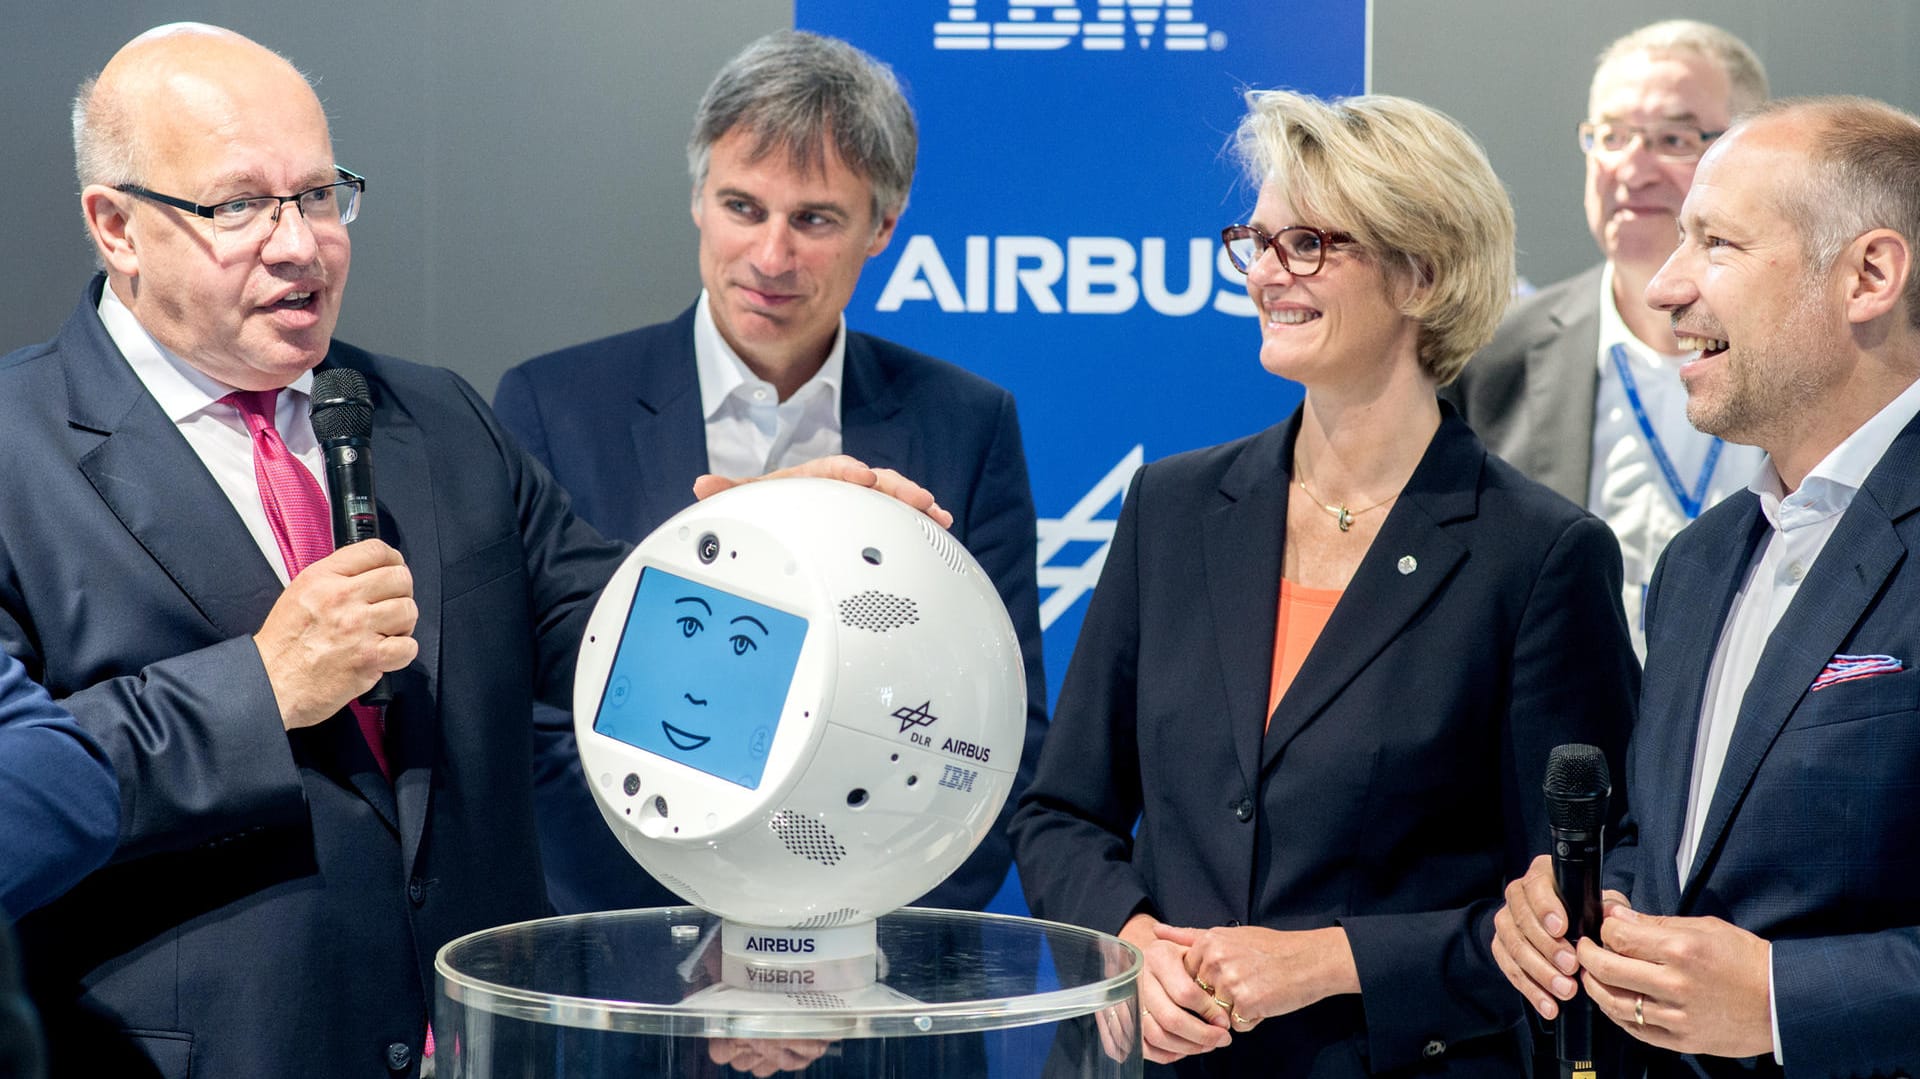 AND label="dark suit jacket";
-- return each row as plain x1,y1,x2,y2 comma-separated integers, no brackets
1612,409,1920,1078
1442,266,1604,505
0,278,627,1079
0,649,117,920
1010,408,1638,1077
493,303,1047,914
